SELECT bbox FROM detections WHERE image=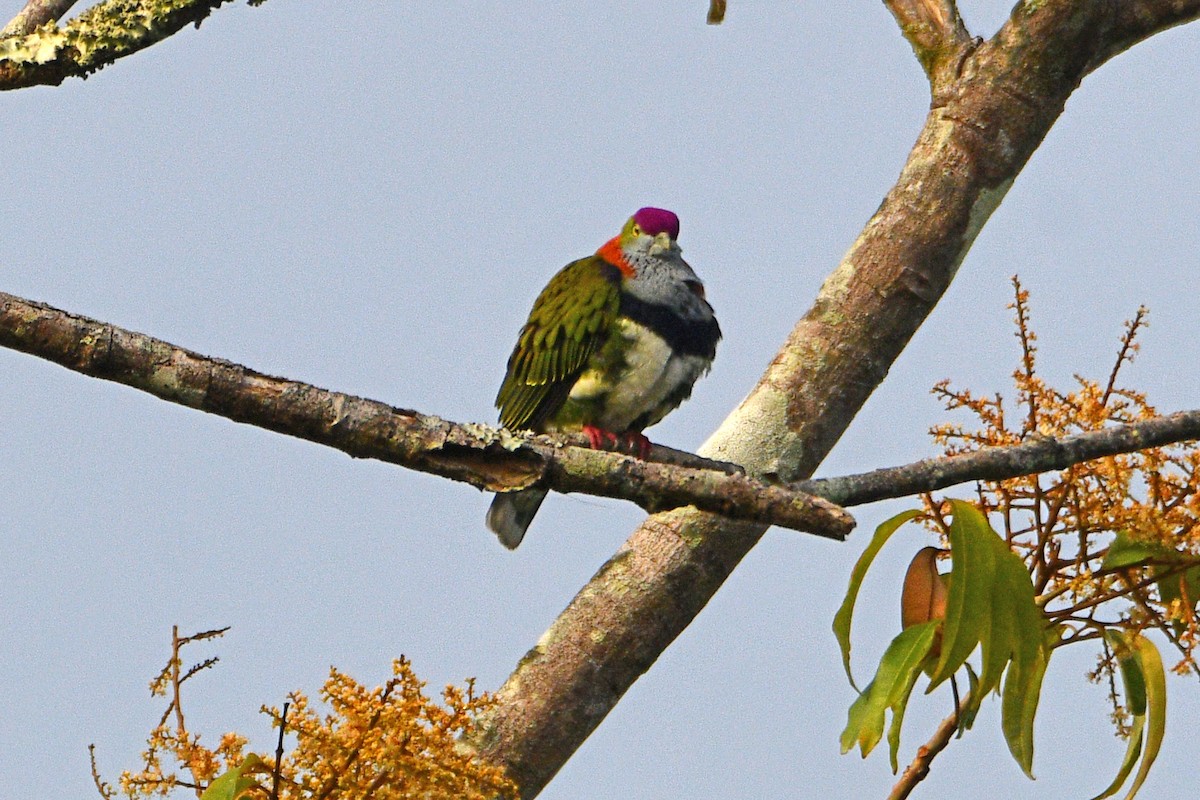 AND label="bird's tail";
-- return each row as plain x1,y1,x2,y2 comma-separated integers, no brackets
486,488,548,549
